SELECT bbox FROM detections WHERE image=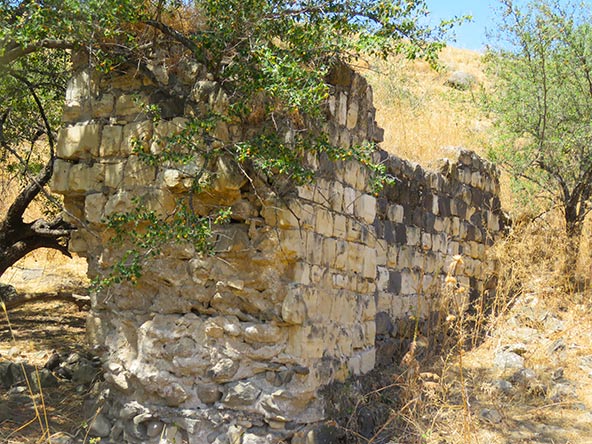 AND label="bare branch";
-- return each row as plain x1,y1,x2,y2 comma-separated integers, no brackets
0,39,74,66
